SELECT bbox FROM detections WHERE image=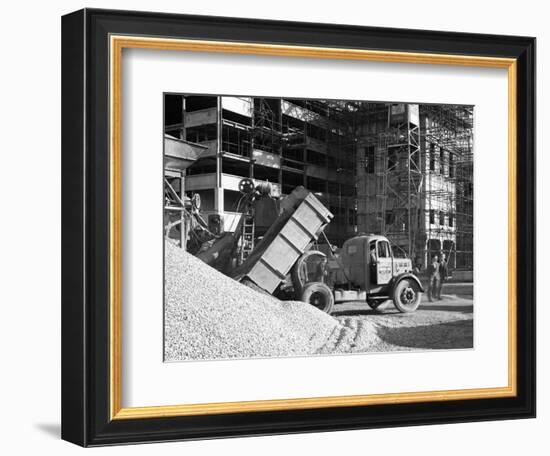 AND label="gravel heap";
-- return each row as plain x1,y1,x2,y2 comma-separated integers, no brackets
164,241,341,361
